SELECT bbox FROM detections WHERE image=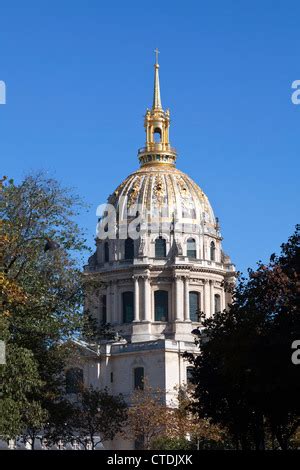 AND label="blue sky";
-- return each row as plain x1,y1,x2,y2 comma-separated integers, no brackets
1,1,299,274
